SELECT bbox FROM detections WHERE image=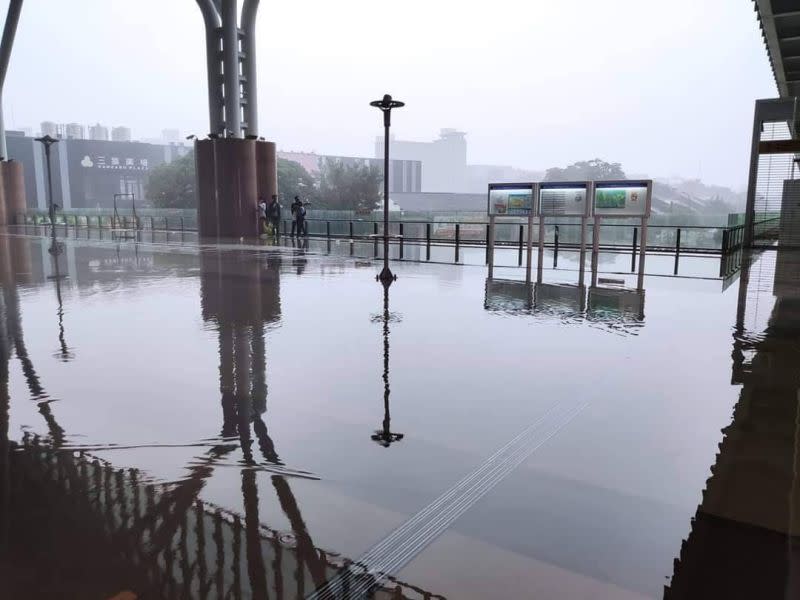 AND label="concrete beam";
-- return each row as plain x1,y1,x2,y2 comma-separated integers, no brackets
755,0,790,96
